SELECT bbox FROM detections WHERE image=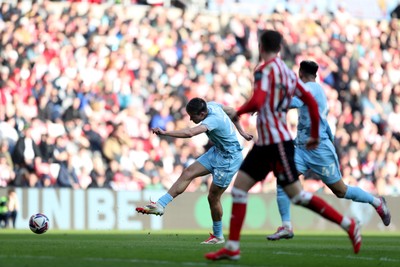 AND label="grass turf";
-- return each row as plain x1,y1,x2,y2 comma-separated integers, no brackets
0,230,399,267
